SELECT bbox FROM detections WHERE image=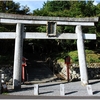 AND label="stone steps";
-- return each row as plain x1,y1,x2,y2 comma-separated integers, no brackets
26,60,58,83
